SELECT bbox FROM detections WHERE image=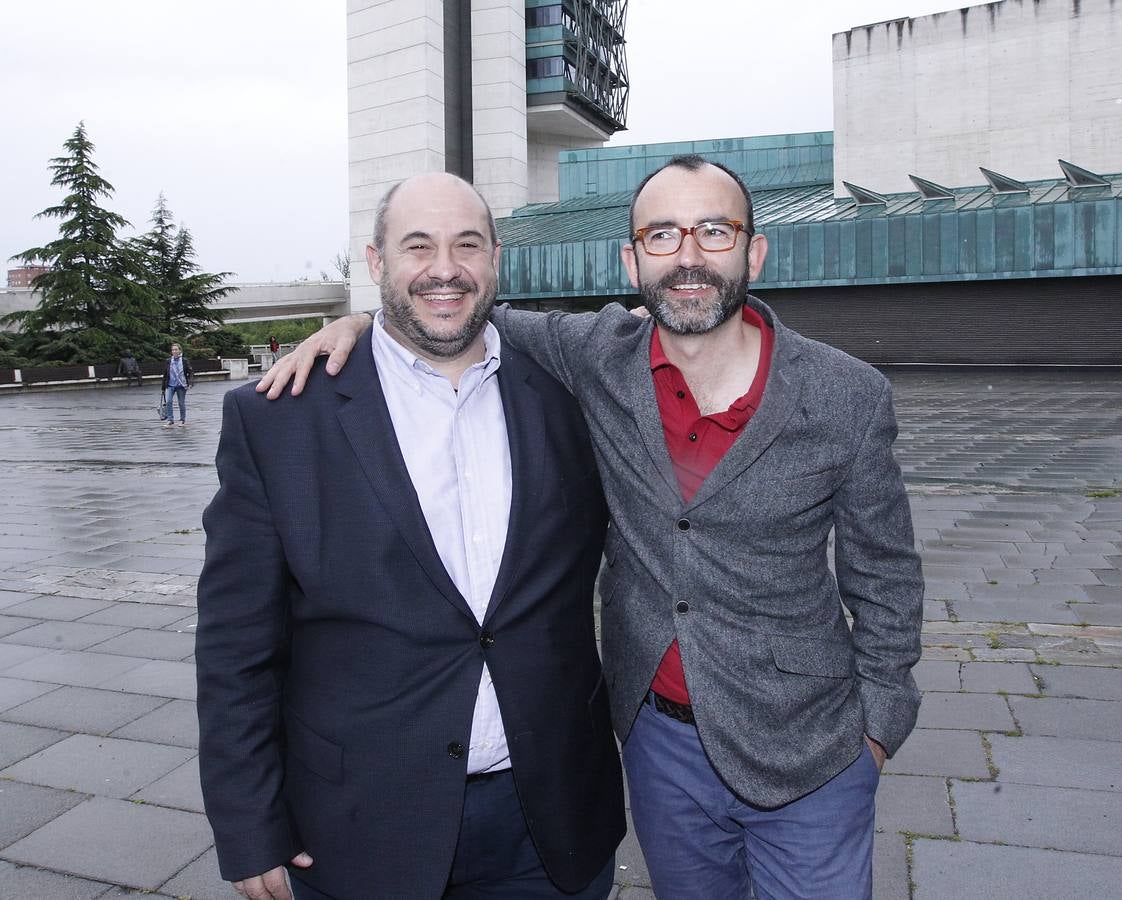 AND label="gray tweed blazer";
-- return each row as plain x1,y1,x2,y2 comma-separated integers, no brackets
491,296,923,808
